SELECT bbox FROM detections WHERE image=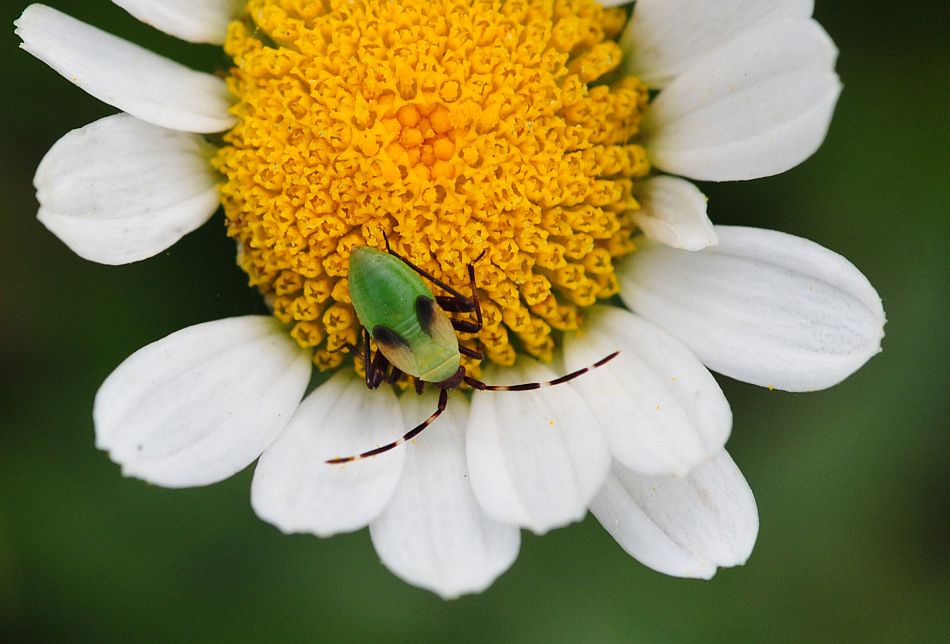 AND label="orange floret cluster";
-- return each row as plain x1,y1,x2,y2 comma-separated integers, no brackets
214,0,650,371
